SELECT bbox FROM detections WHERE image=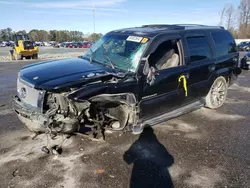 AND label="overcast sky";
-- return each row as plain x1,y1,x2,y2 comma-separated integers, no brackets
0,0,239,33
